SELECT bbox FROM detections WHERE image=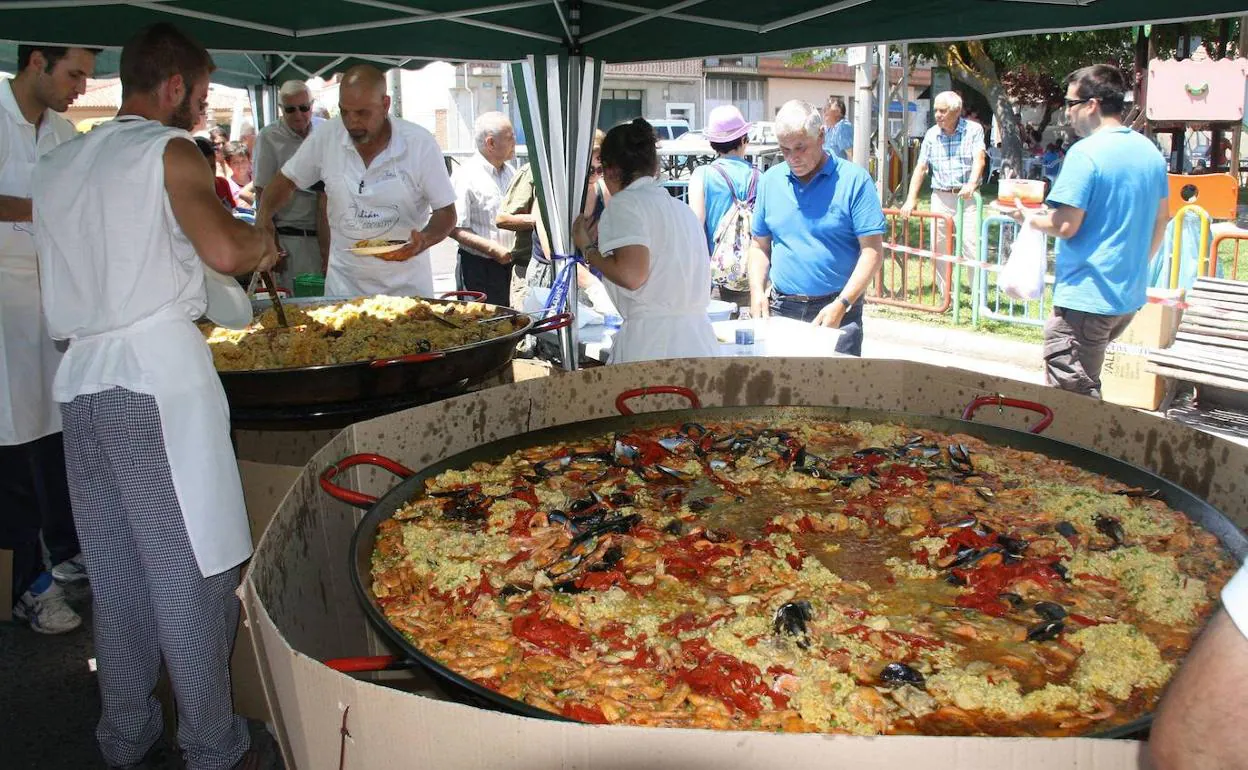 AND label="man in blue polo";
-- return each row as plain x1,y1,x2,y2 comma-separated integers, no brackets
747,99,885,356
1006,64,1168,399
